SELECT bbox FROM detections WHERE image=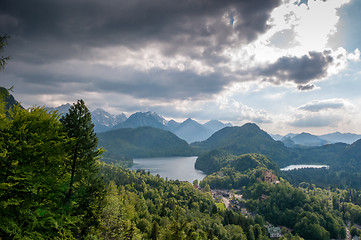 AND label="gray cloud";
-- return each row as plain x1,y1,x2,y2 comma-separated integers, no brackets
95,67,229,100
297,84,315,91
289,114,340,128
0,0,281,64
258,51,334,86
5,61,228,100
2,0,352,128
269,29,298,49
298,99,346,112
